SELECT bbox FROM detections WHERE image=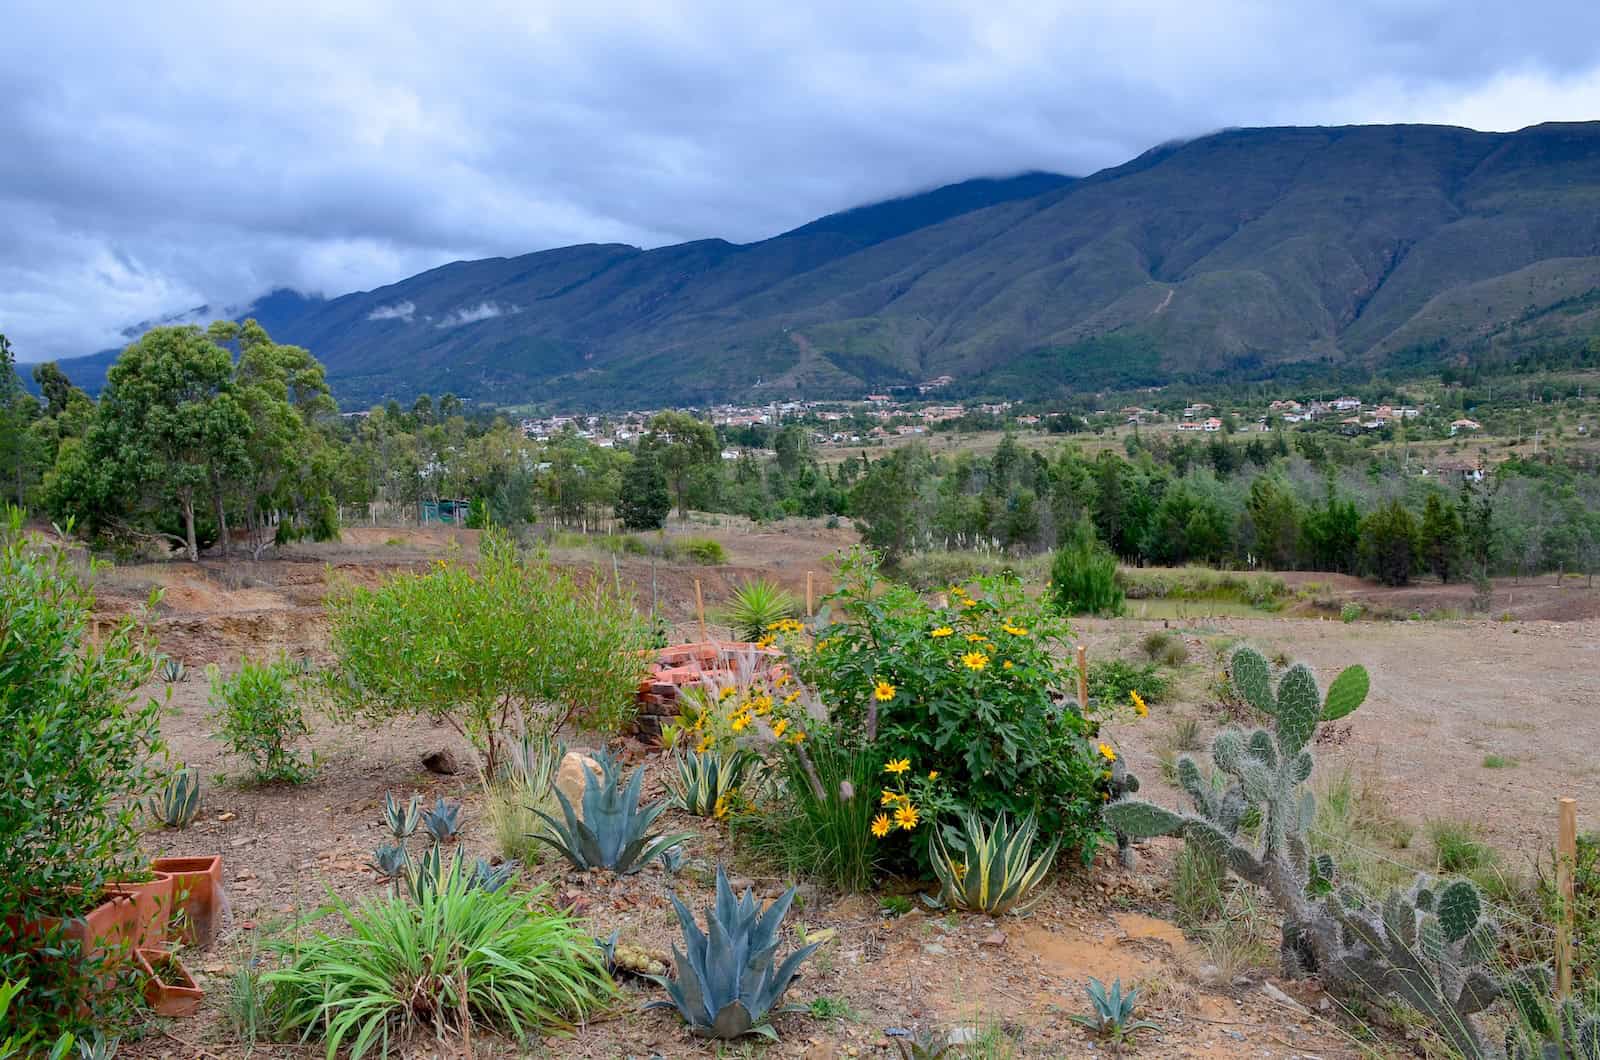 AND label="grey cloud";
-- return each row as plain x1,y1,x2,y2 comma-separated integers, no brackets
3,0,1600,361
367,301,417,323
434,302,517,328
